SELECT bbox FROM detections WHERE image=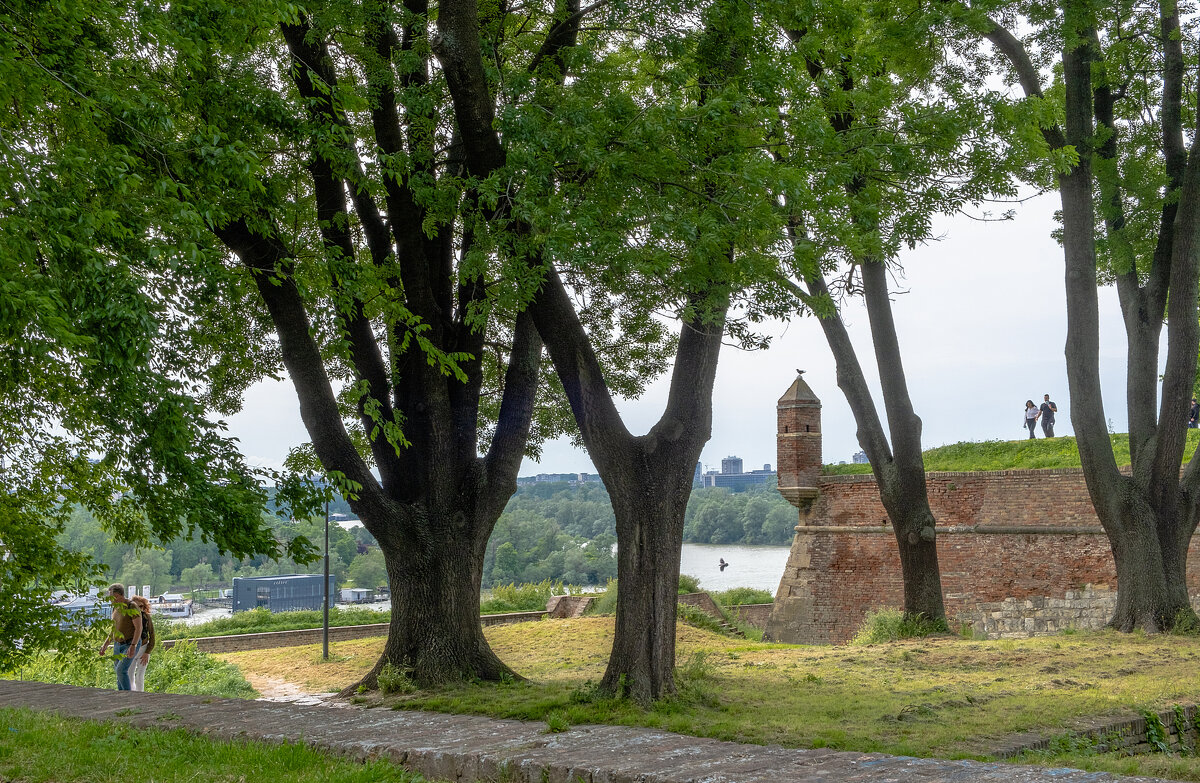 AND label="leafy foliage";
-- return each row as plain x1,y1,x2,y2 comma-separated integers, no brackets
851,608,950,645
2,639,255,698
712,587,775,607
684,485,797,546
480,581,581,615
0,0,318,669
